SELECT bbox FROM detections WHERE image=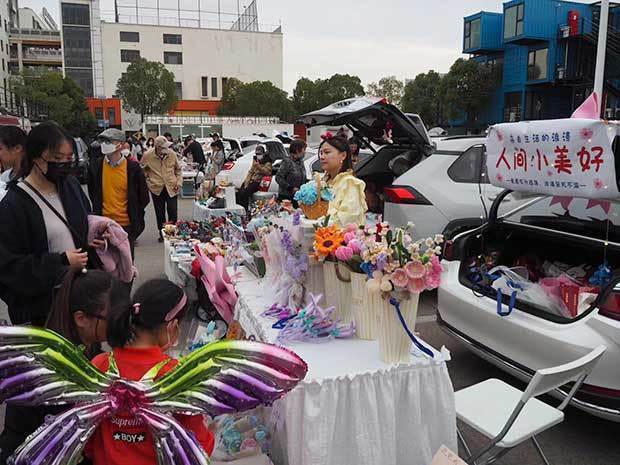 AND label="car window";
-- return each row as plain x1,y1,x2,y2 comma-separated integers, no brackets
447,145,488,184
241,140,260,149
